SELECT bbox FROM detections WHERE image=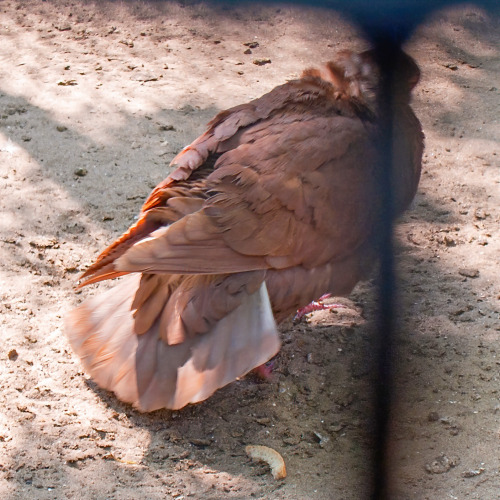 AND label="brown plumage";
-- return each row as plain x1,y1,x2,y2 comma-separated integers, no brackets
66,49,424,412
